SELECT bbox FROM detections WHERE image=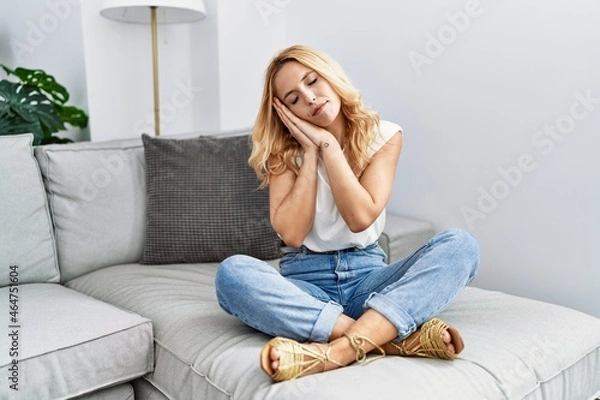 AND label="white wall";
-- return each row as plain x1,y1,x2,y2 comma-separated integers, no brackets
215,1,286,130
0,0,89,141
281,0,600,318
